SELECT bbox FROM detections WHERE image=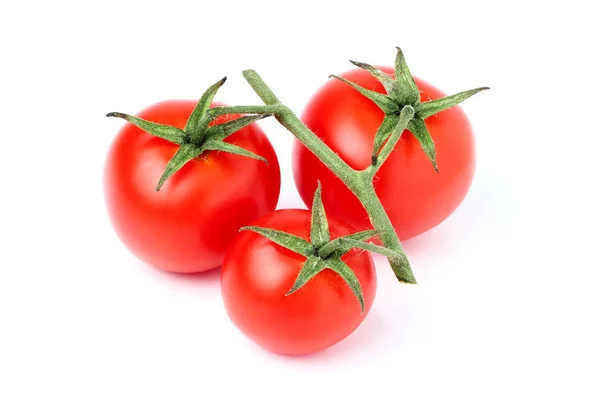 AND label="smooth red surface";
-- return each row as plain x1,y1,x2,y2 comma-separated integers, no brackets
221,209,377,355
104,100,280,273
293,67,476,240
